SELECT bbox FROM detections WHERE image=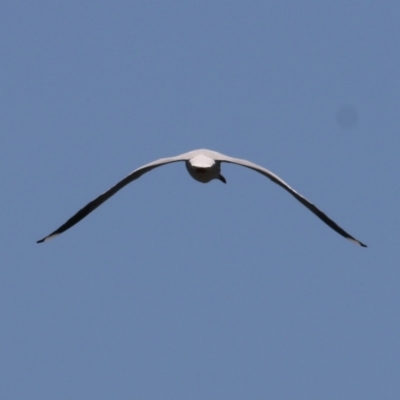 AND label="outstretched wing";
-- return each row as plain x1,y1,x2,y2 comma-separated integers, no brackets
219,154,367,247
37,152,191,243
